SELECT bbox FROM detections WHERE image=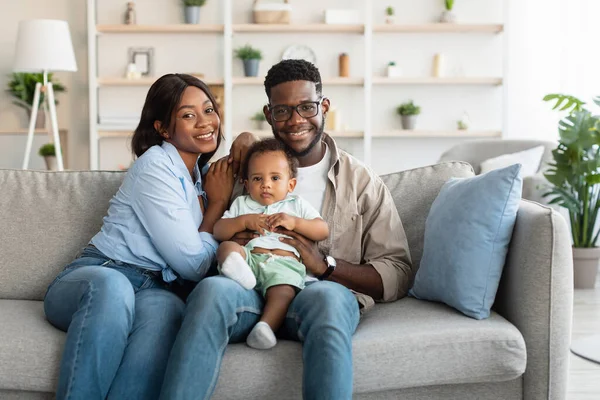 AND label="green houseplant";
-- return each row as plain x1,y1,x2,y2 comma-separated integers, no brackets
234,44,263,77
542,93,600,287
385,6,395,24
396,100,421,130
440,0,457,22
38,143,58,171
250,111,267,130
7,73,65,128
182,0,206,24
